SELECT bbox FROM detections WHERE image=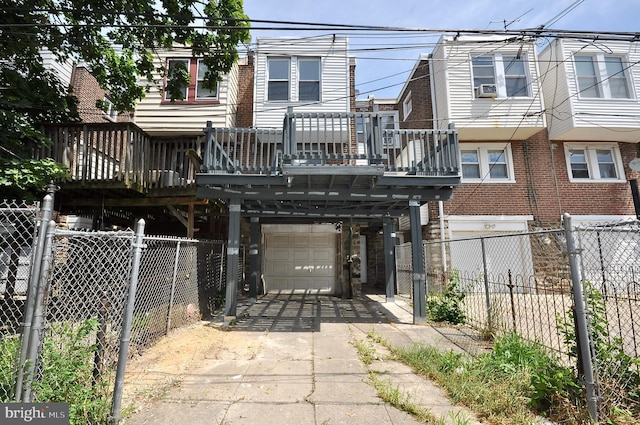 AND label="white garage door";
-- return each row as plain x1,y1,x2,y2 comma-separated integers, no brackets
263,231,336,294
